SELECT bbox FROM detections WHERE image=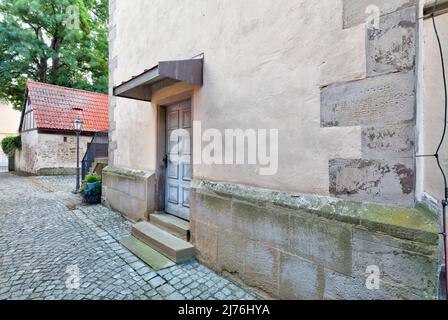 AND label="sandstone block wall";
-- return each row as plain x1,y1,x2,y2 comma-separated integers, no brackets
102,166,156,222
191,180,439,300
15,131,90,175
